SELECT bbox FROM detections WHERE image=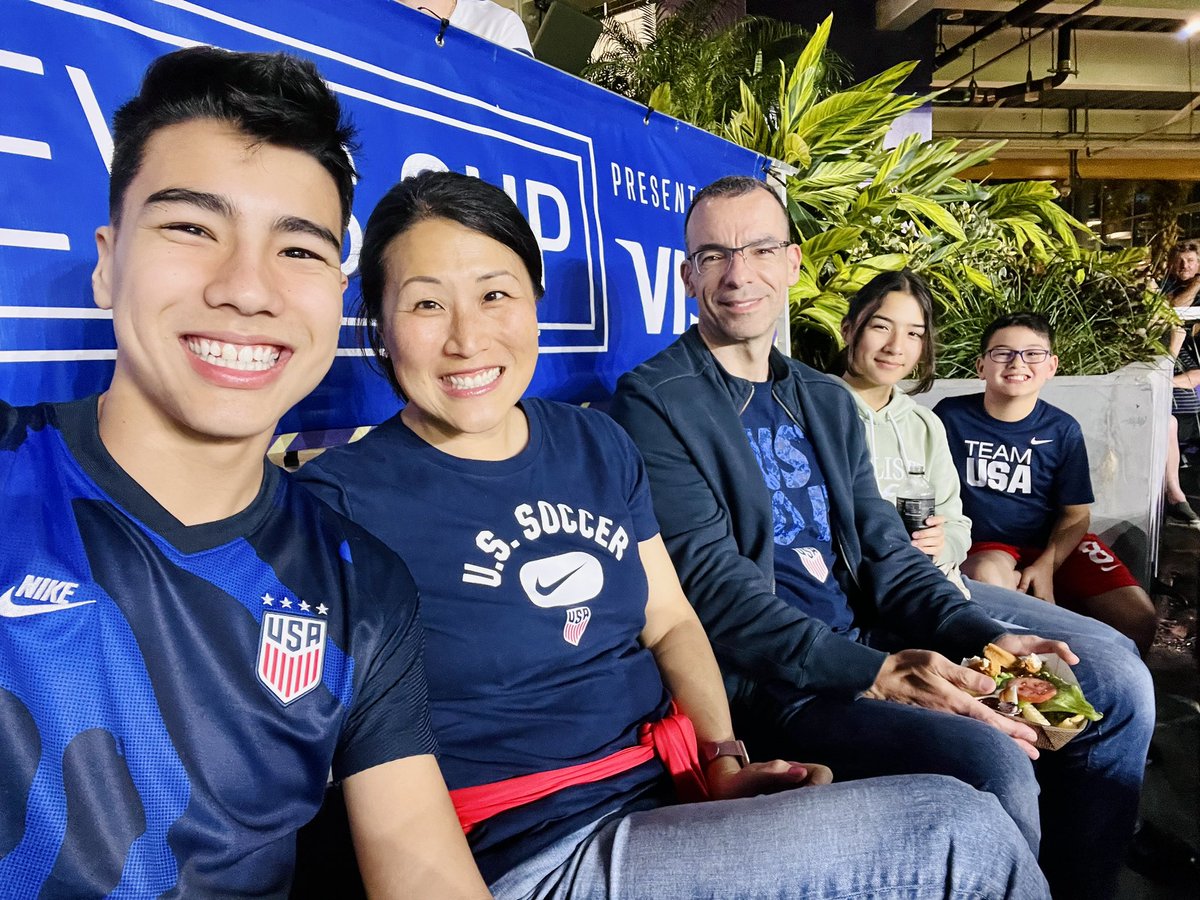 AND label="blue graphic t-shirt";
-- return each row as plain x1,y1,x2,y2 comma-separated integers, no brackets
934,393,1094,547
298,399,671,884
740,382,854,634
0,398,435,898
